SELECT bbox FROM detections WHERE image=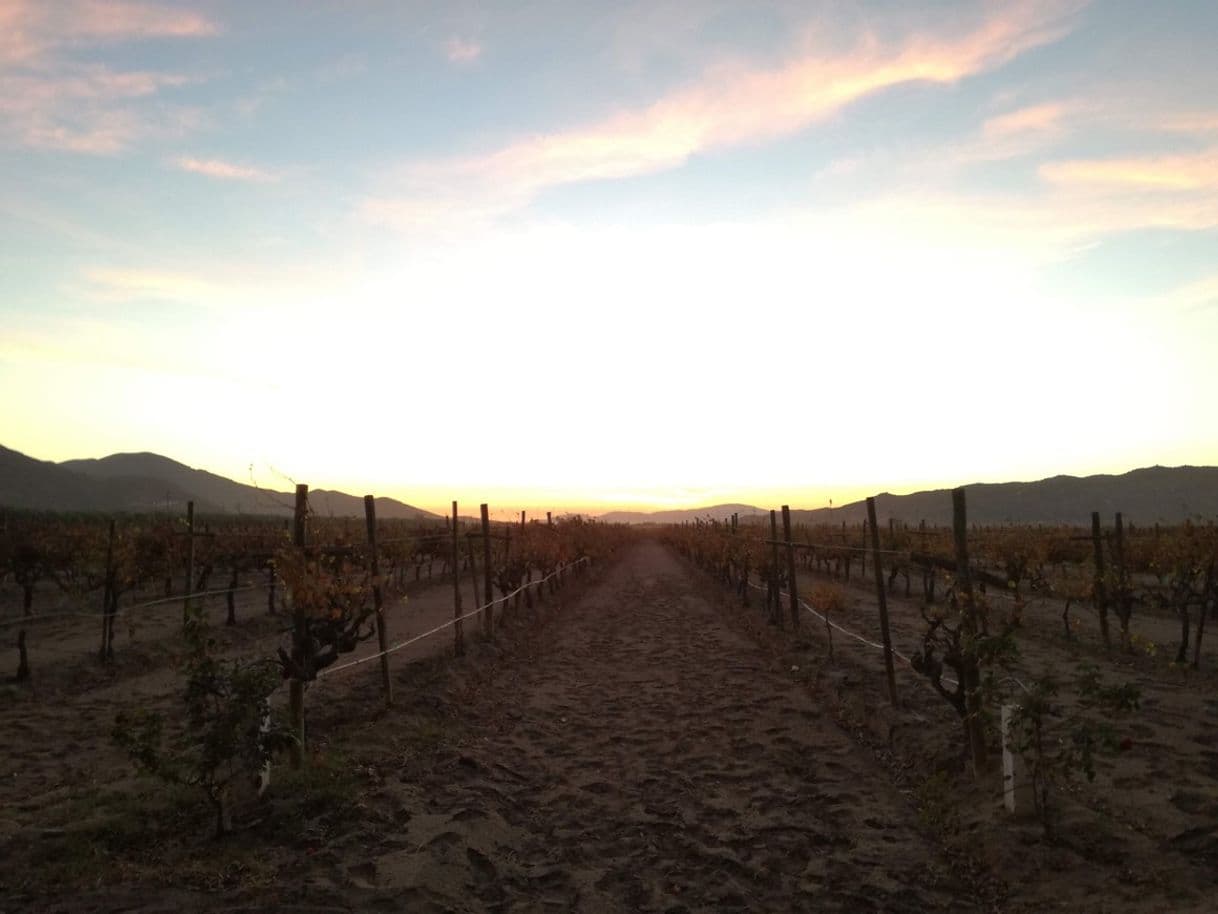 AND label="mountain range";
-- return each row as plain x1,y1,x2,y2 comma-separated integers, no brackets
599,466,1218,526
0,445,440,520
3,446,1216,526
